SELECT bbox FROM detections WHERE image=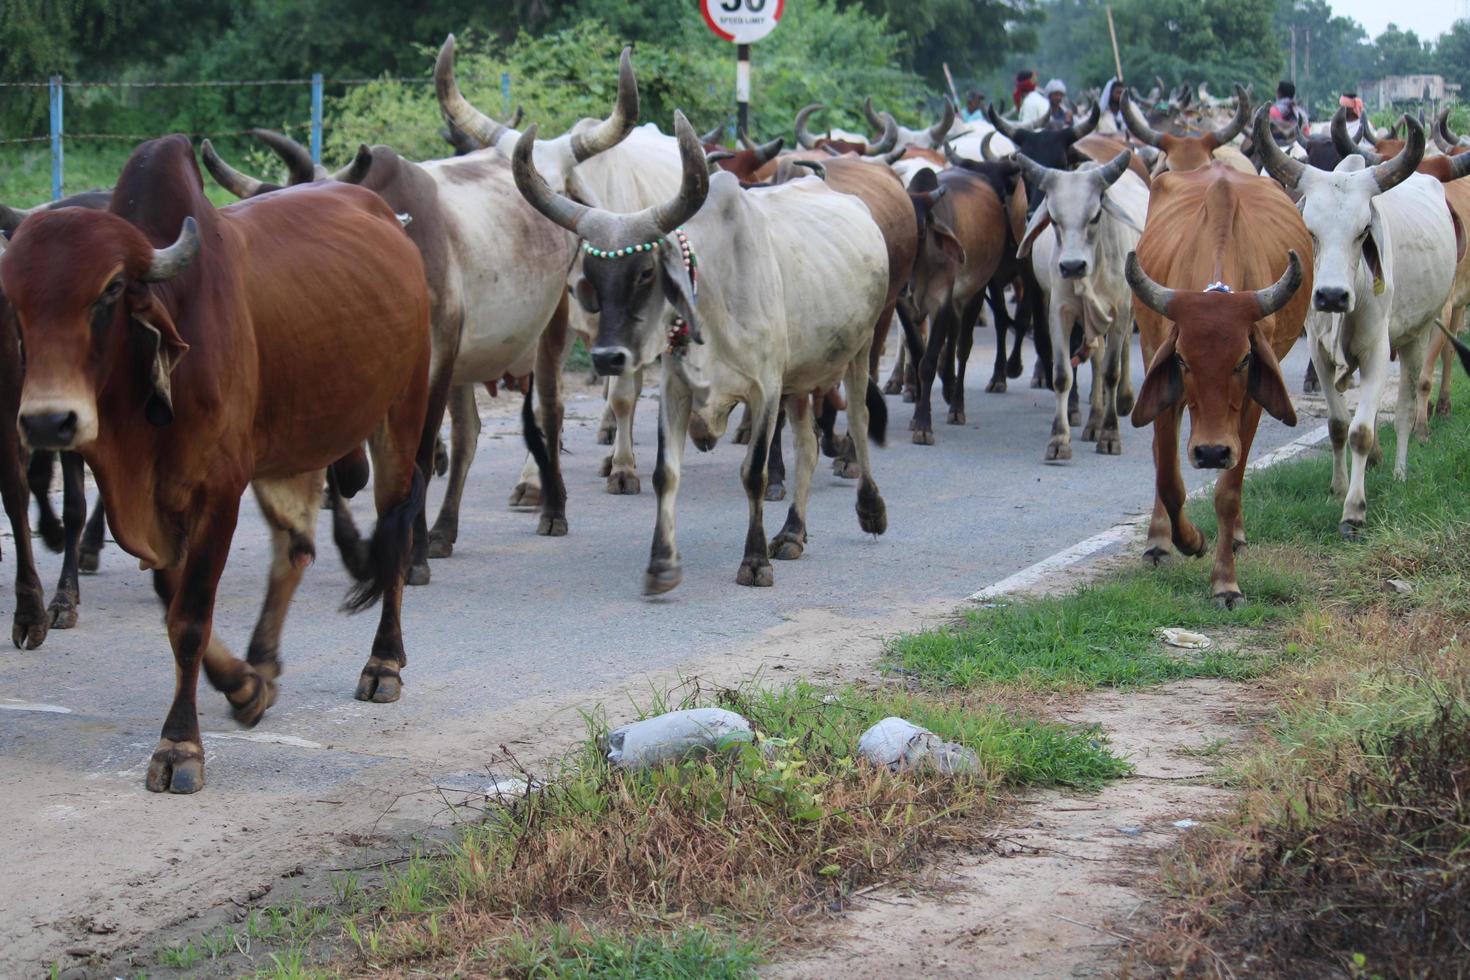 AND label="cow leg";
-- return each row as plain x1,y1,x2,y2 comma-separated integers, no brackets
1081,342,1106,442
45,452,85,630
1046,307,1075,461
986,281,1012,393
766,406,788,502
1209,402,1263,609
1339,334,1390,539
870,305,897,384
531,298,570,538
732,403,753,445
1115,325,1135,417
3,443,48,650
79,493,106,574
147,497,241,794
846,350,888,538
1007,282,1028,379
596,376,618,445
27,451,63,553
1302,357,1321,394
1414,316,1445,441
883,341,906,395
428,383,478,557
645,376,692,594
913,306,953,445
1155,402,1207,558
769,395,813,559
1394,331,1426,477
601,369,642,495
1436,306,1462,417
736,392,780,588
950,295,981,425
1095,326,1125,455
